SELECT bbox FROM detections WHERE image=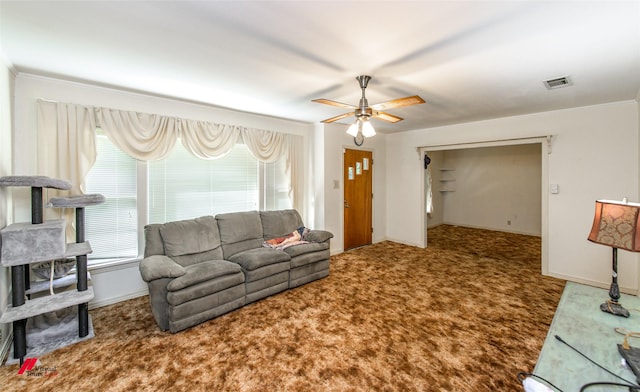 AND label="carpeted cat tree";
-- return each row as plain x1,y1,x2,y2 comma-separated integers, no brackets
0,175,104,365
